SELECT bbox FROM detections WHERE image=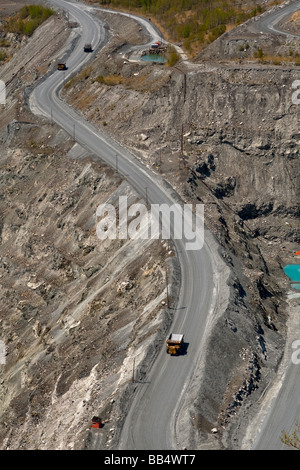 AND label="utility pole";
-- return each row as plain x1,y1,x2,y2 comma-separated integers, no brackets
145,186,148,206
180,123,183,156
116,154,118,172
132,358,135,383
166,267,170,308
176,68,187,169
183,72,186,103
